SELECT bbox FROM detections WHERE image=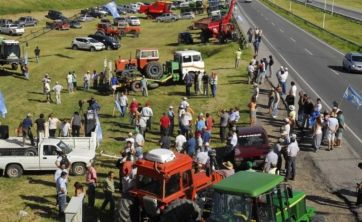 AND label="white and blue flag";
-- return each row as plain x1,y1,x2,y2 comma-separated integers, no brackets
104,1,120,18
95,112,103,145
343,85,362,109
0,91,7,118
